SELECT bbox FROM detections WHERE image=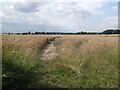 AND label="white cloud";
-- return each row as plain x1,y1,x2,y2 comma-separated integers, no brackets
1,0,118,33
112,6,118,12
1,0,119,2
13,2,39,13
0,10,4,17
102,16,118,25
97,16,118,30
